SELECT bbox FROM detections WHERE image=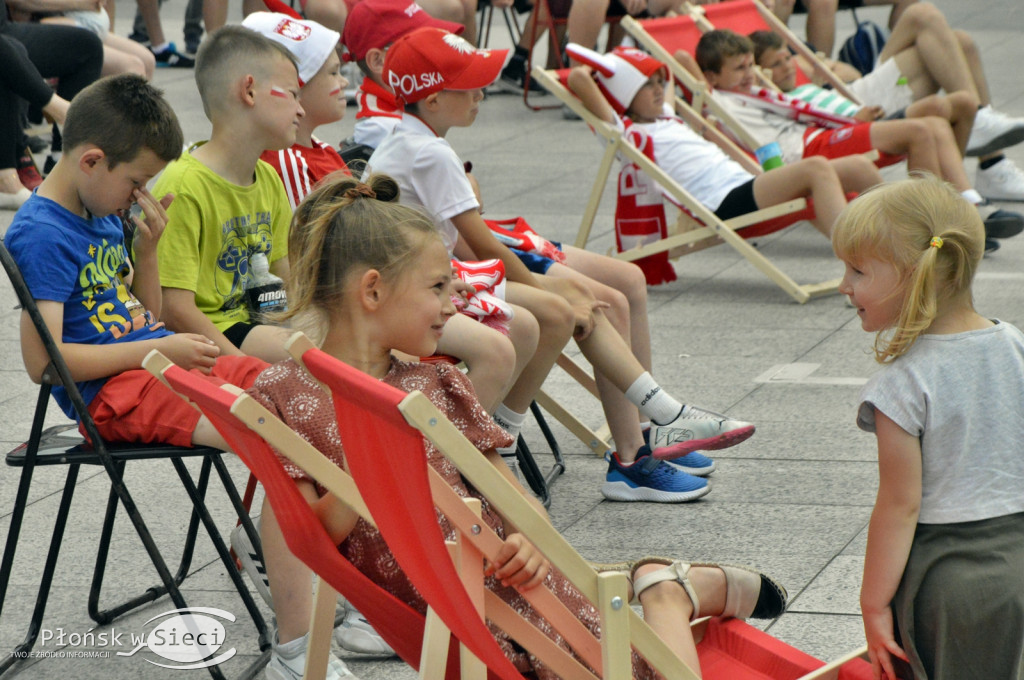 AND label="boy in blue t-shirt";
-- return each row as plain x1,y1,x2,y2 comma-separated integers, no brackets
6,74,267,447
